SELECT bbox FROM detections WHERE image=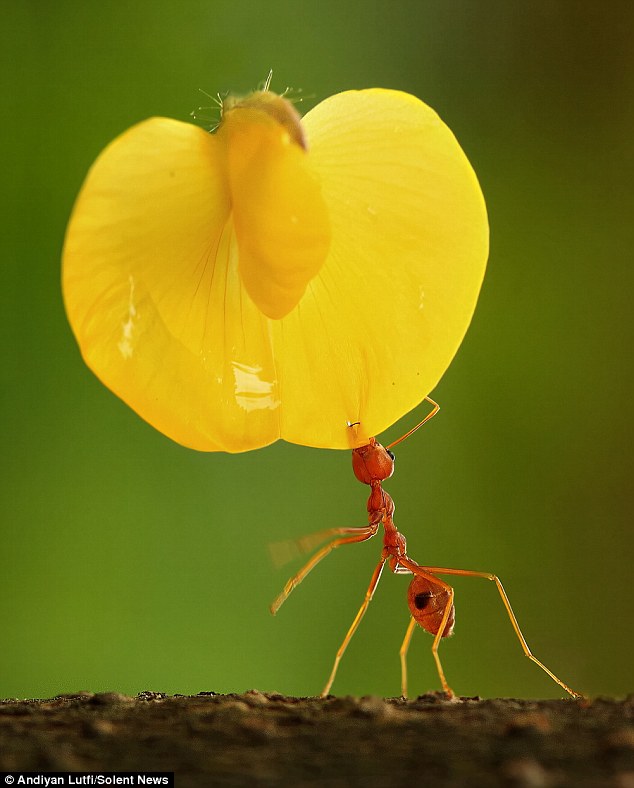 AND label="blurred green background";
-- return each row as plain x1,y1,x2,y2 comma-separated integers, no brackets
3,1,632,700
